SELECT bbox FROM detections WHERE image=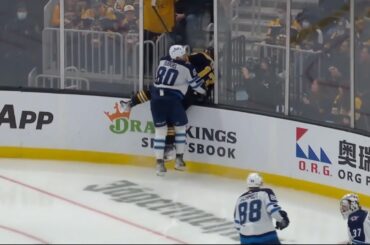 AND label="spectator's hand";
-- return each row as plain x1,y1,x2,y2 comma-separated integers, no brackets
302,96,310,105
328,66,342,78
241,67,250,79
176,13,185,22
